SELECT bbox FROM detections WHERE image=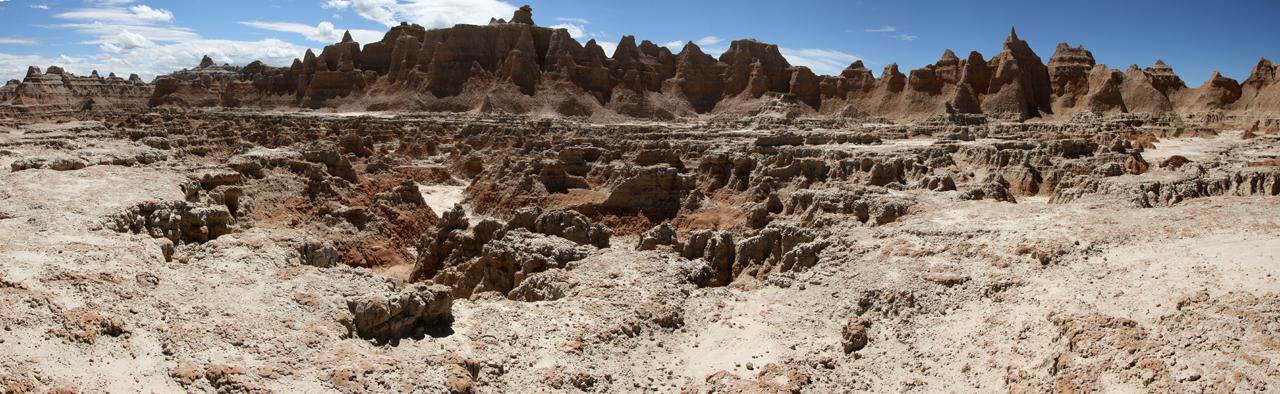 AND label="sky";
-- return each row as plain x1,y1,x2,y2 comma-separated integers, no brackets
0,0,1277,84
